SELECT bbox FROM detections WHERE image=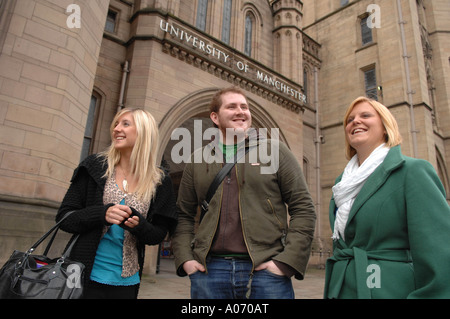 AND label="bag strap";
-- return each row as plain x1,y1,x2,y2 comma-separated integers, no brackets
200,146,251,219
43,225,59,256
60,234,80,260
27,211,76,255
